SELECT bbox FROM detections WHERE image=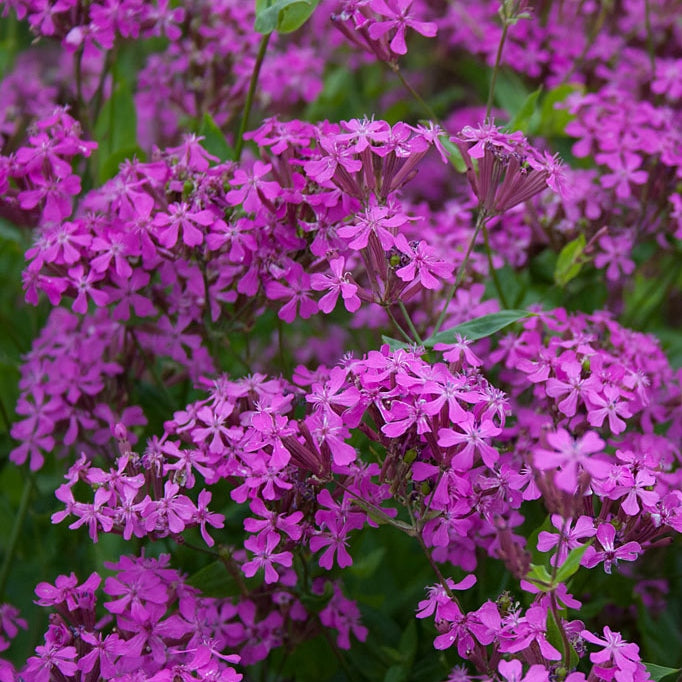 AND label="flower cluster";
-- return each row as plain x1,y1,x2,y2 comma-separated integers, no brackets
3,0,682,680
